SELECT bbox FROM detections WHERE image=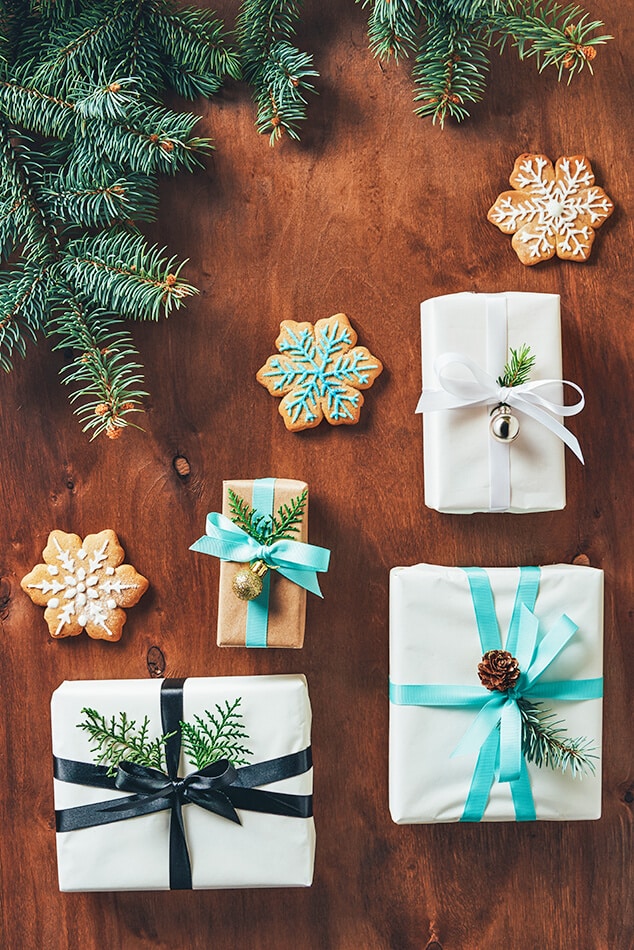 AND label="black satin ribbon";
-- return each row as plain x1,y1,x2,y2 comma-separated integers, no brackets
54,678,313,890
